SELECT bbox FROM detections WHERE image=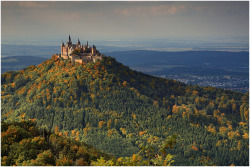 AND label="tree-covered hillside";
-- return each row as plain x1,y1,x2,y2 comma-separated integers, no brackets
1,121,113,166
1,55,249,165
